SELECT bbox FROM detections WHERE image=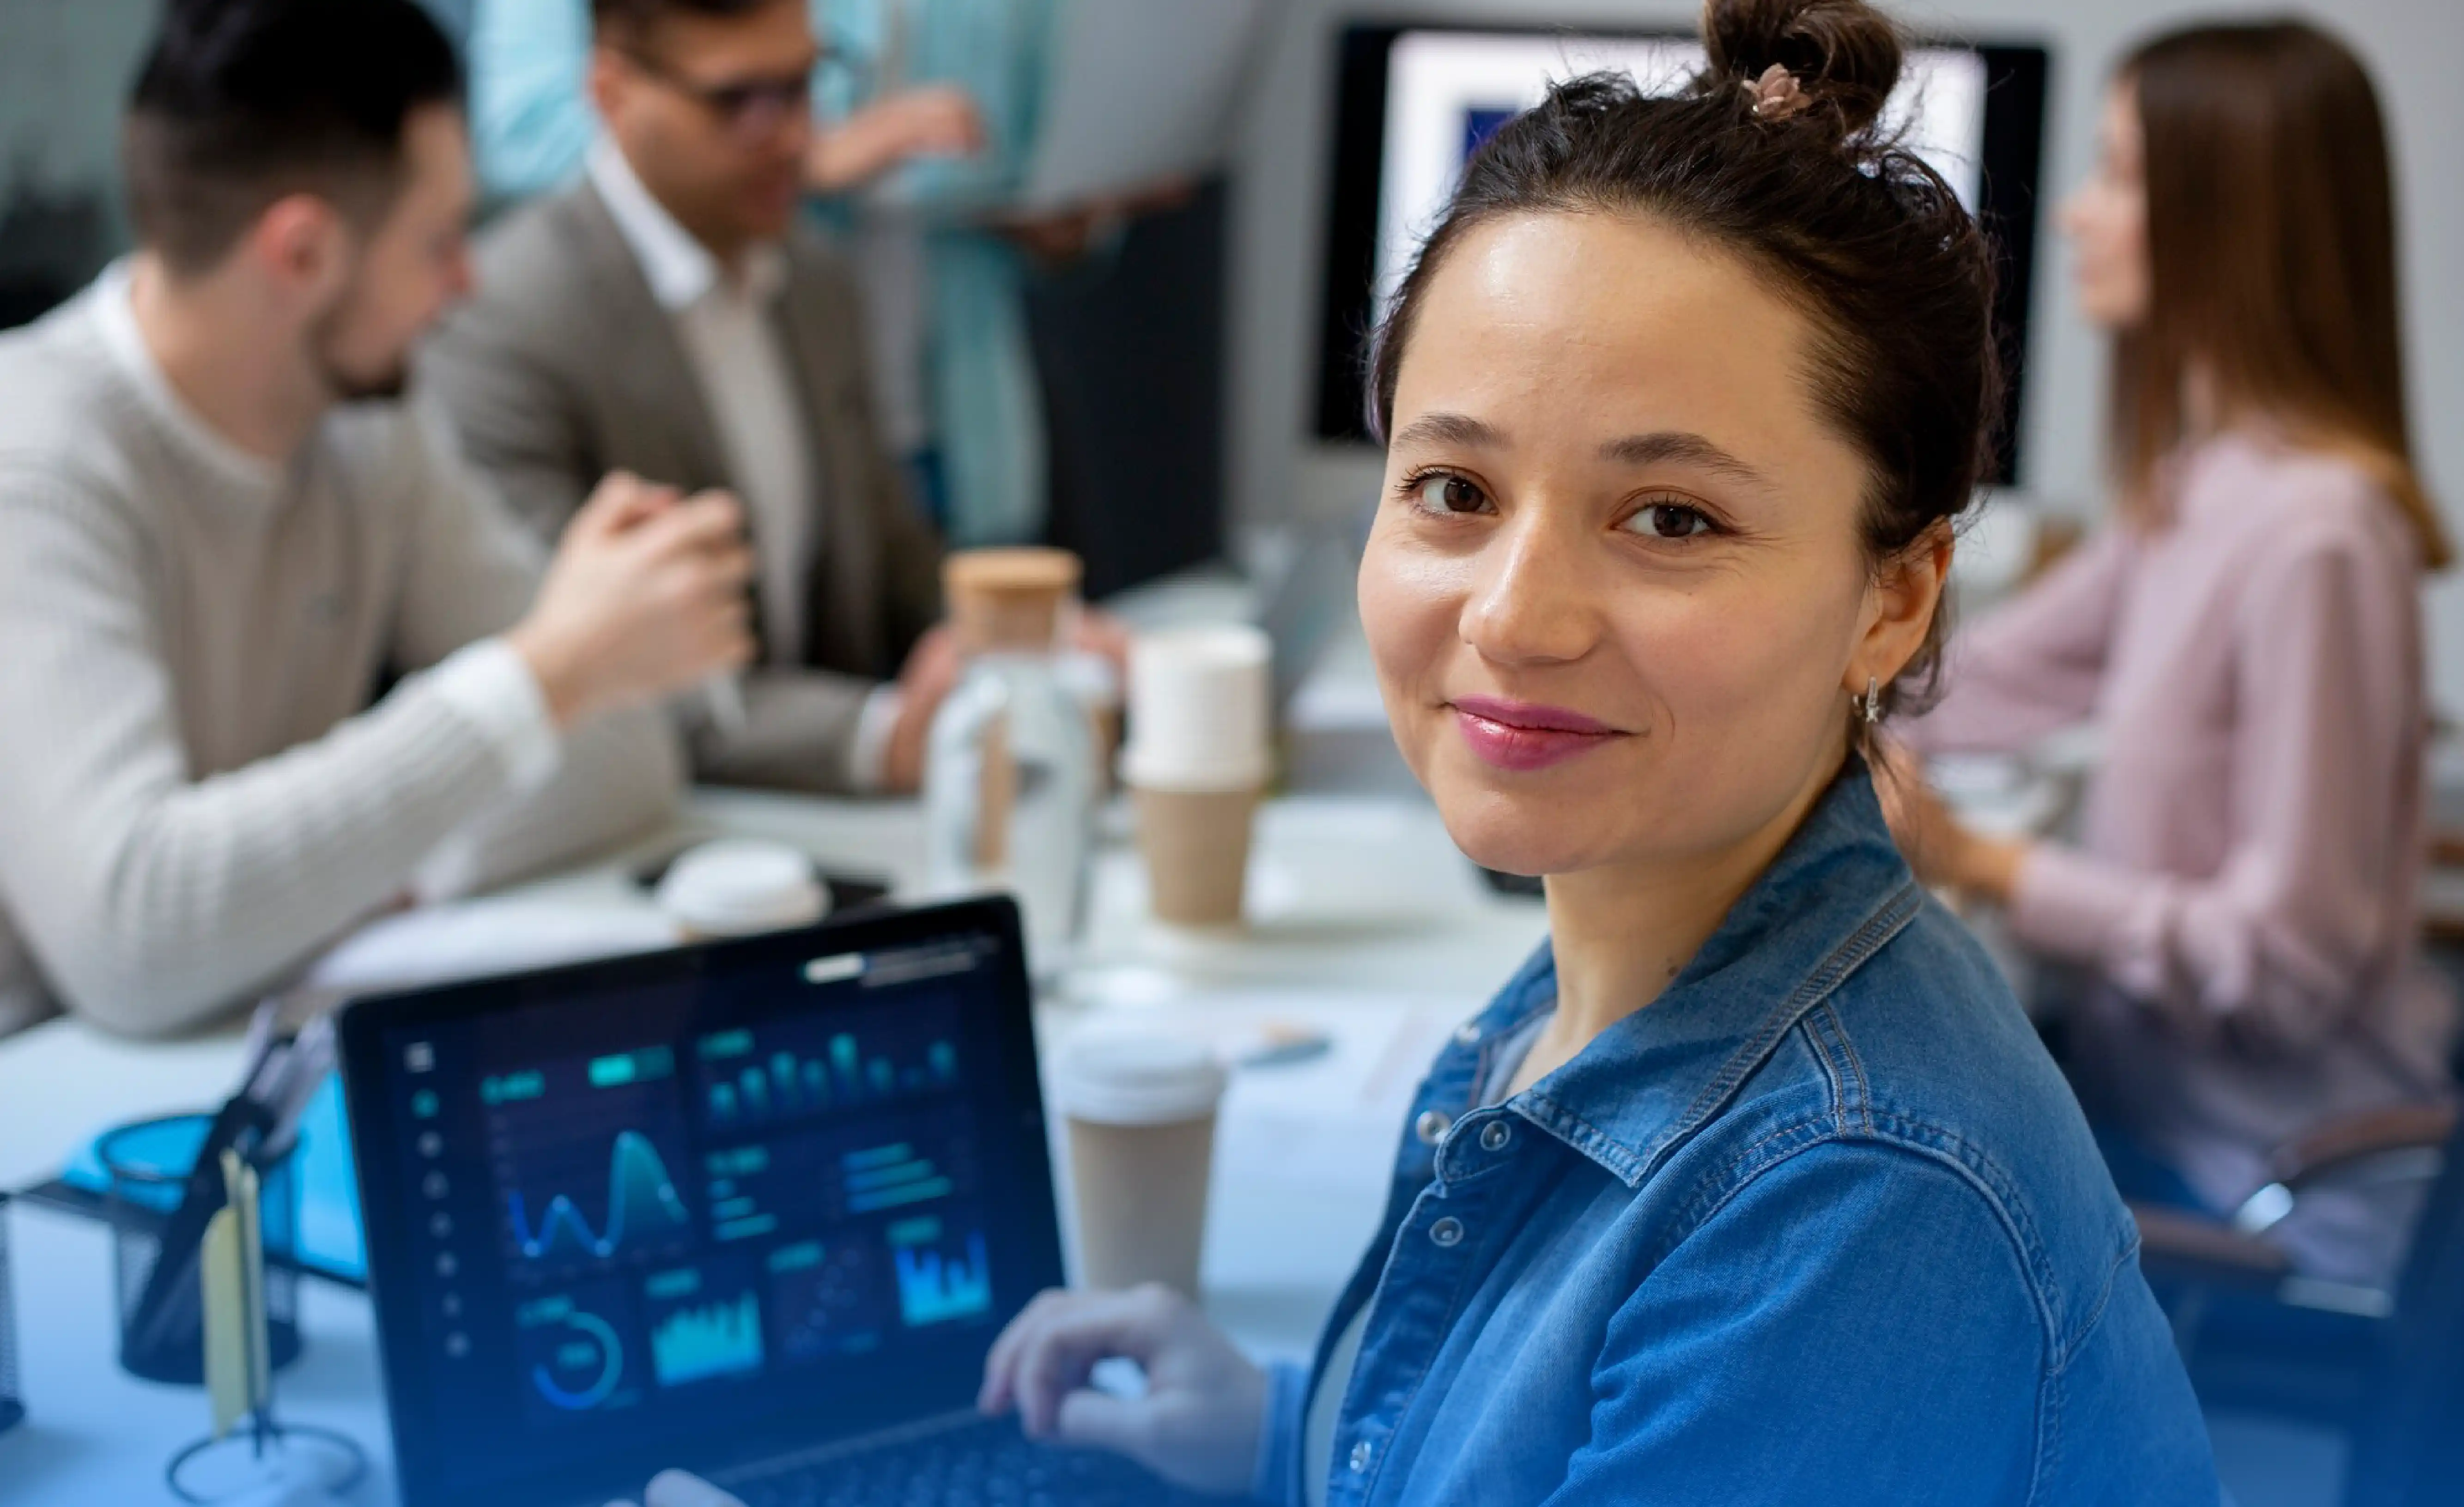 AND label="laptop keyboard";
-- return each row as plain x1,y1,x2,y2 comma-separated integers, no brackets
717,1415,1212,1507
